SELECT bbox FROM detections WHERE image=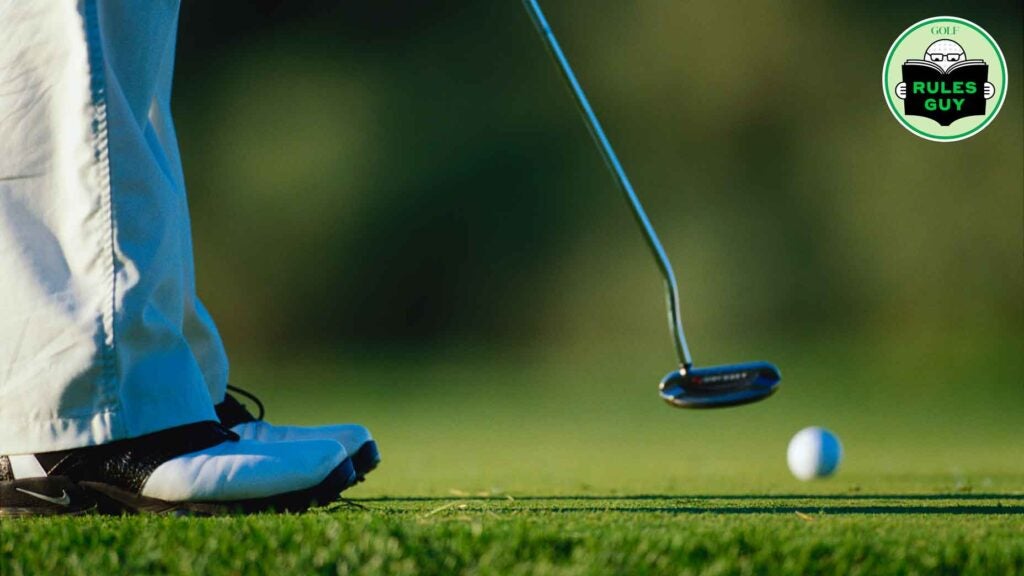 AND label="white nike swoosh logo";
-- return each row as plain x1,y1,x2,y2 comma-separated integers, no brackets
15,487,71,507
